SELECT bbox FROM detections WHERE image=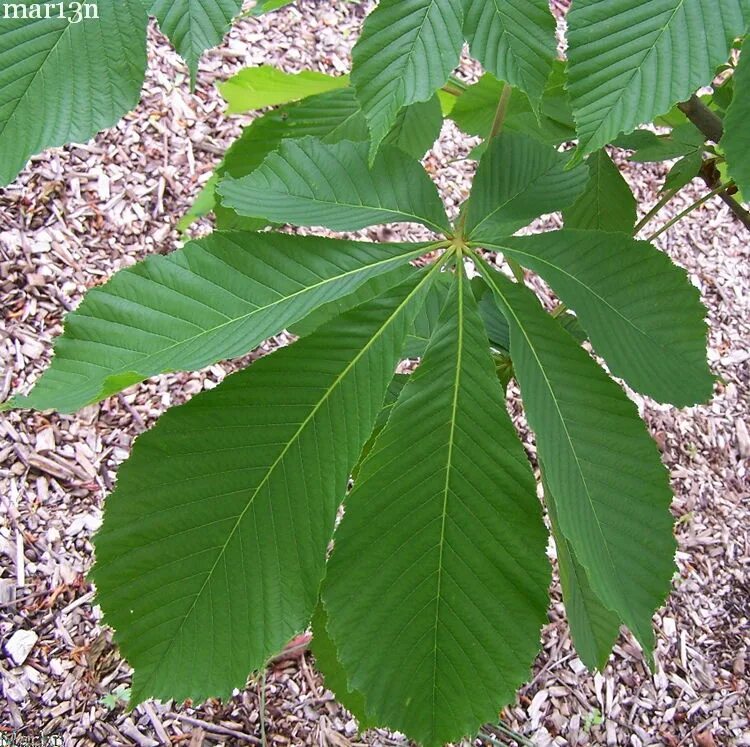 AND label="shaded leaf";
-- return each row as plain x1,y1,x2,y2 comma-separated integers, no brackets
450,71,575,144
91,272,435,703
722,36,750,196
0,0,148,186
477,260,676,652
465,133,588,240
544,468,620,671
218,138,450,233
311,603,372,727
567,0,748,157
324,269,549,747
6,233,427,413
563,150,637,232
482,230,713,405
